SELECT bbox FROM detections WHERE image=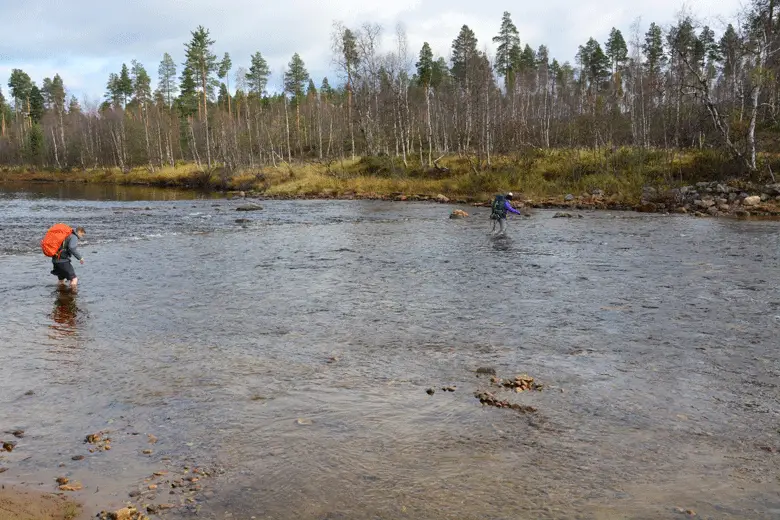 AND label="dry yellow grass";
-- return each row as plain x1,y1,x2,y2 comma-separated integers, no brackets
0,148,763,203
